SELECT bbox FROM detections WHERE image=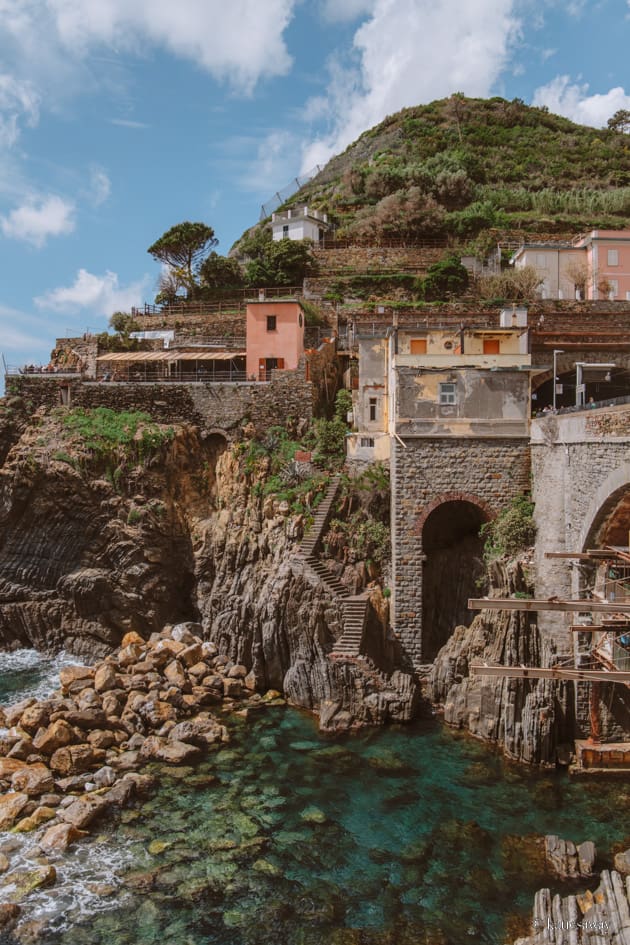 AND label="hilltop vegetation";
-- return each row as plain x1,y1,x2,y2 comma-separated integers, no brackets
235,96,630,250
